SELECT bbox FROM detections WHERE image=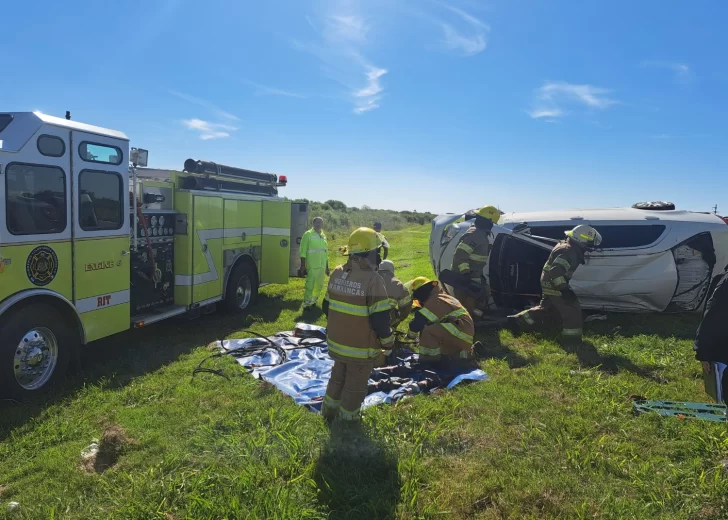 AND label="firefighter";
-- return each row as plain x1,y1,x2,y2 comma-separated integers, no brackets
509,224,602,342
321,227,394,421
694,272,728,402
378,260,412,328
406,277,475,364
373,222,390,260
451,205,499,320
300,217,330,309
